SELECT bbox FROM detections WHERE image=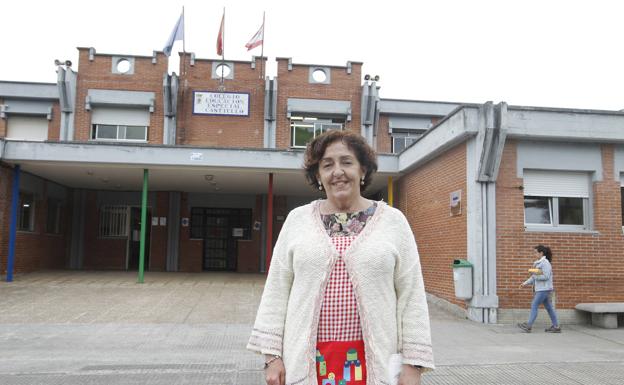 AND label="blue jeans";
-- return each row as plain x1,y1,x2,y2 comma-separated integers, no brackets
528,290,559,327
